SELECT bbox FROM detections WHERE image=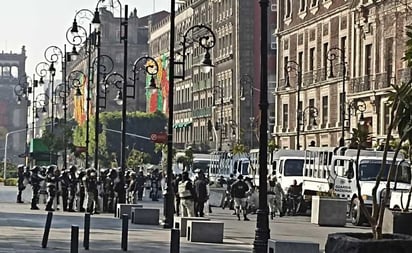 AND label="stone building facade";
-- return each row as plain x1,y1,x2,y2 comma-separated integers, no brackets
274,0,412,149
0,47,27,163
149,0,276,152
